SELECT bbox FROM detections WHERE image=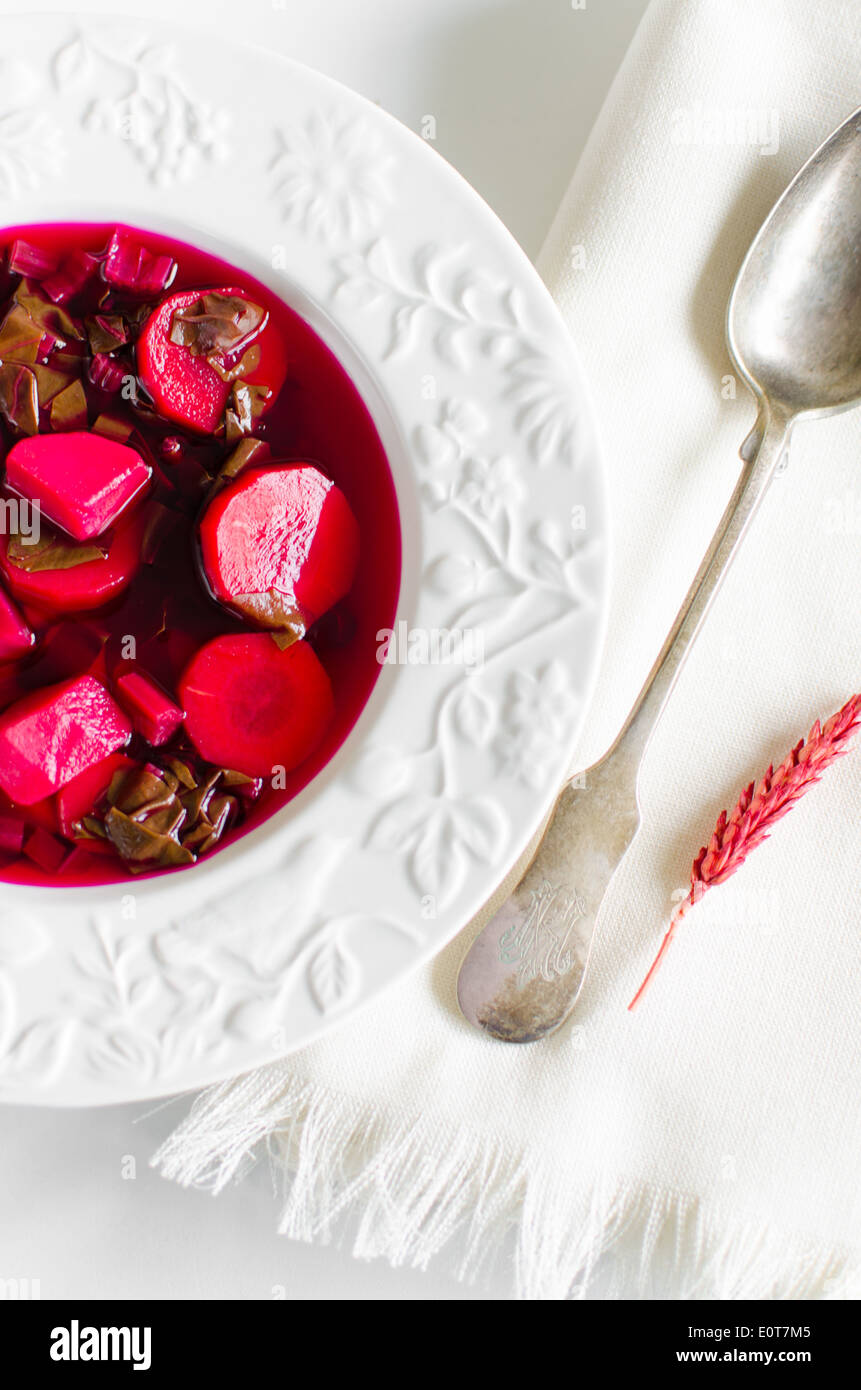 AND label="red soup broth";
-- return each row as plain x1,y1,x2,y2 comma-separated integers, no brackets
0,222,401,886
